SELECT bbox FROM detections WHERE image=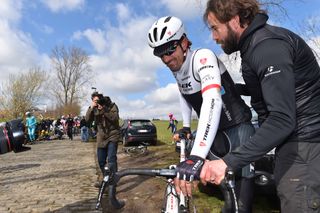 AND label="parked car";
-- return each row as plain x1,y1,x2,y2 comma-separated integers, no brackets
121,119,157,146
